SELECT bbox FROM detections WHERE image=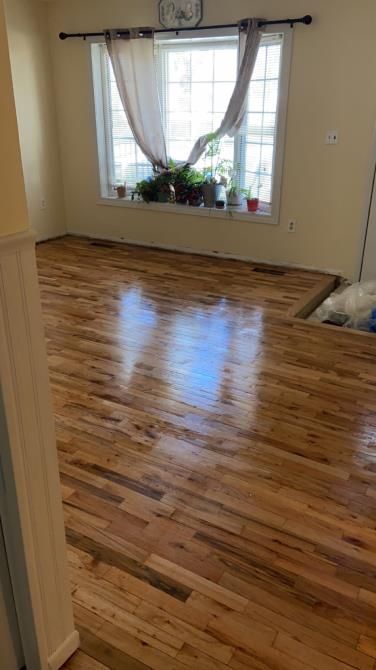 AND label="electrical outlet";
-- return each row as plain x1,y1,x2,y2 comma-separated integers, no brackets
288,220,296,233
325,130,339,145
40,199,47,210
